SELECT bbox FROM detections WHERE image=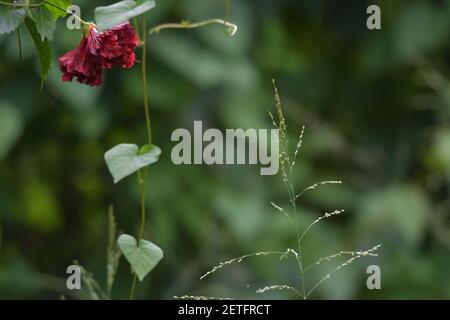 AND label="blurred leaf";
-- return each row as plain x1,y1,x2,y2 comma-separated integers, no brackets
48,62,101,110
0,259,66,297
429,129,450,175
44,0,71,20
20,179,61,232
214,190,268,241
357,184,430,247
0,1,26,34
94,0,156,31
393,2,449,60
24,17,51,85
104,143,161,183
117,234,163,281
0,101,23,159
30,6,56,41
152,34,226,87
